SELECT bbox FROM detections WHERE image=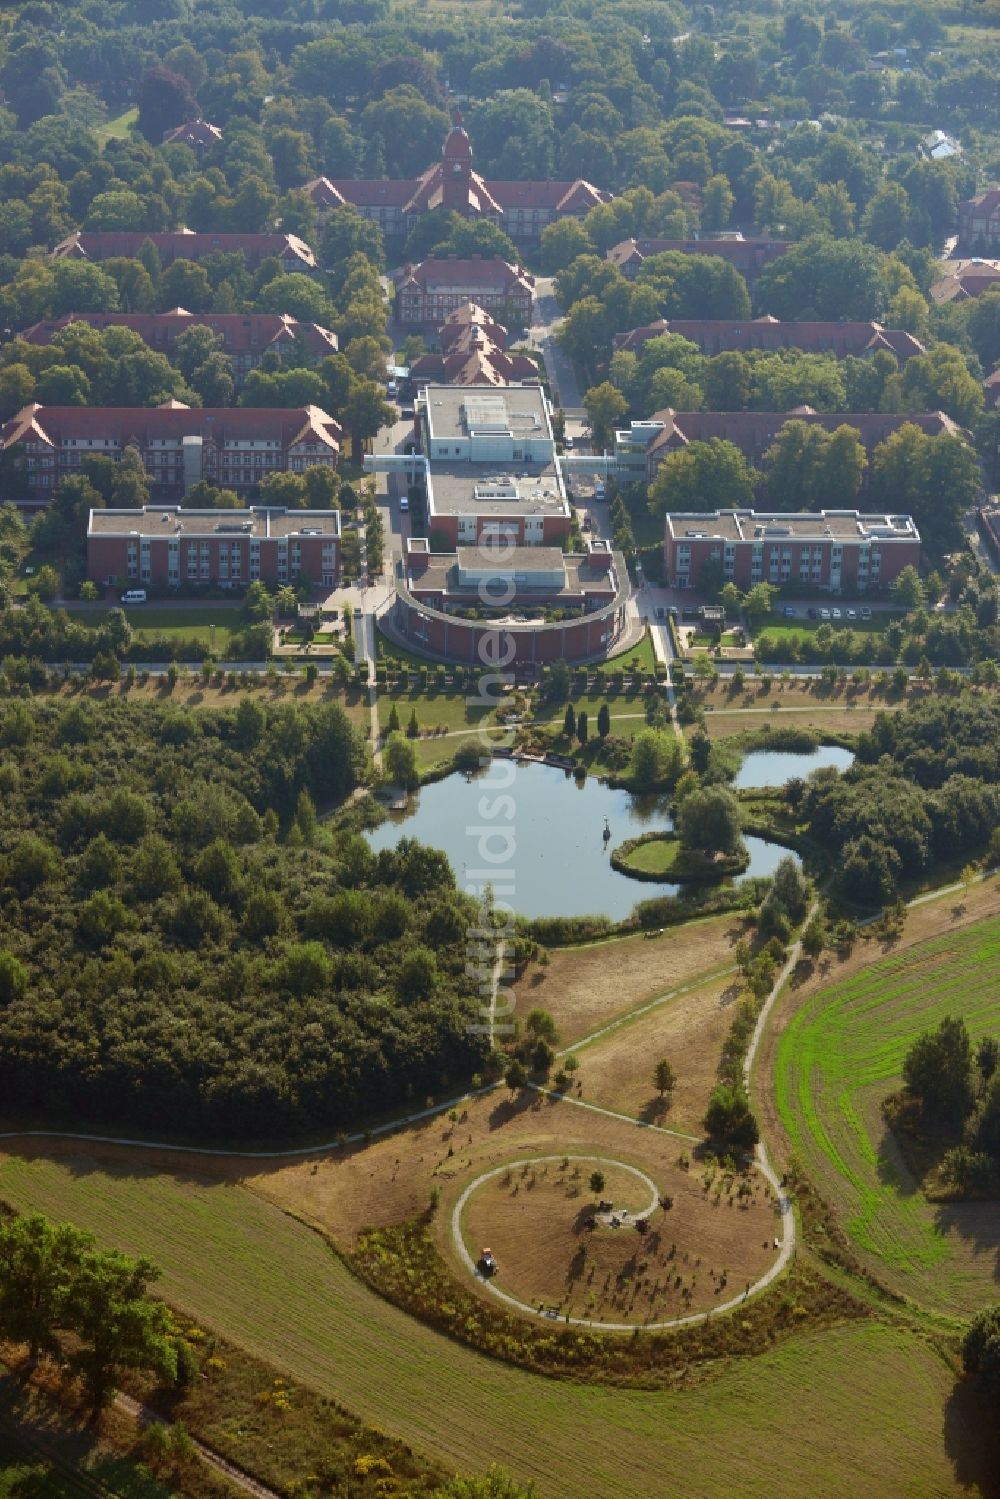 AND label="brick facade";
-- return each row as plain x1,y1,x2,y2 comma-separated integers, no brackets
2,403,340,509
87,506,340,590
664,510,920,595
